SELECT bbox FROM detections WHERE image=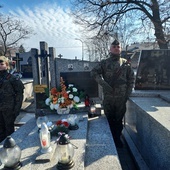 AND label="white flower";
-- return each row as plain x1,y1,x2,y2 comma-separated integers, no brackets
69,94,74,99
67,104,73,109
54,104,59,110
67,90,71,93
73,96,80,103
58,98,62,103
73,87,77,92
61,97,65,103
68,84,74,87
45,98,51,105
50,103,55,110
